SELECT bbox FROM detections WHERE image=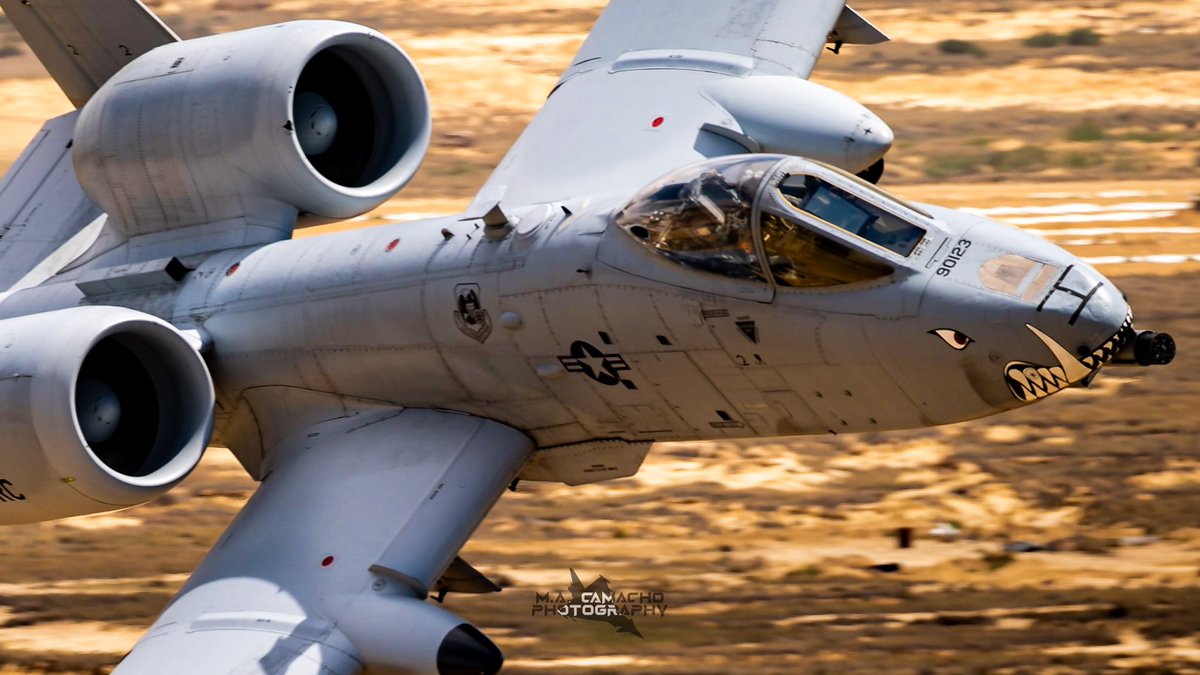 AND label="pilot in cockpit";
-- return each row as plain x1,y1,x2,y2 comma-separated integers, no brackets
619,160,770,282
